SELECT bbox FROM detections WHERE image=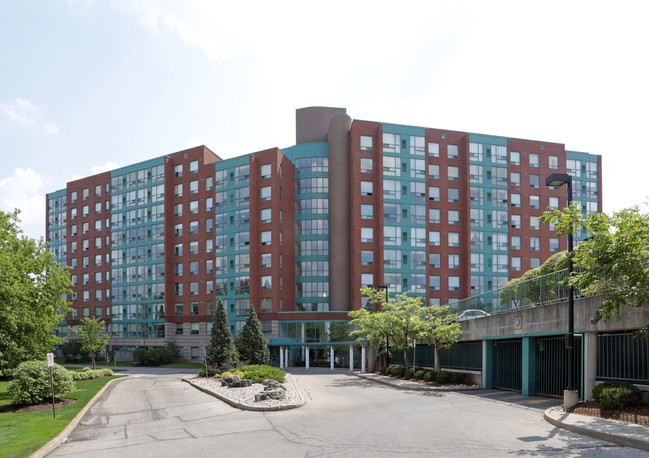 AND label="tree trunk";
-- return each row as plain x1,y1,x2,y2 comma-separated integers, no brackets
434,346,441,372
92,353,96,370
403,349,409,369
